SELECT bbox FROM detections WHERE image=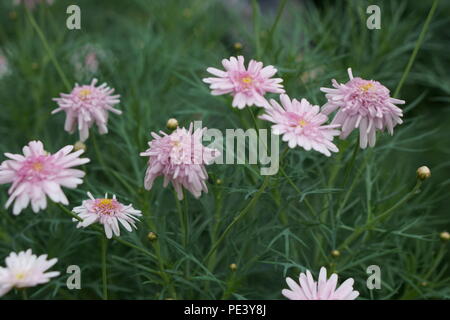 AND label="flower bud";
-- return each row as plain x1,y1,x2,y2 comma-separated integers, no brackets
215,178,222,185
147,232,158,241
416,166,431,180
166,118,179,130
74,141,86,152
440,231,450,241
331,249,340,257
234,42,243,50
229,263,237,271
